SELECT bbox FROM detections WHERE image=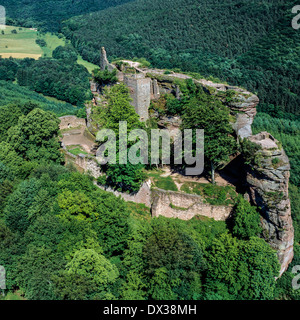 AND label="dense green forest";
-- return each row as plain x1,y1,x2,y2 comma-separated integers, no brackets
62,0,300,117
0,98,299,300
0,103,286,299
0,47,93,106
2,0,133,31
0,80,78,115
